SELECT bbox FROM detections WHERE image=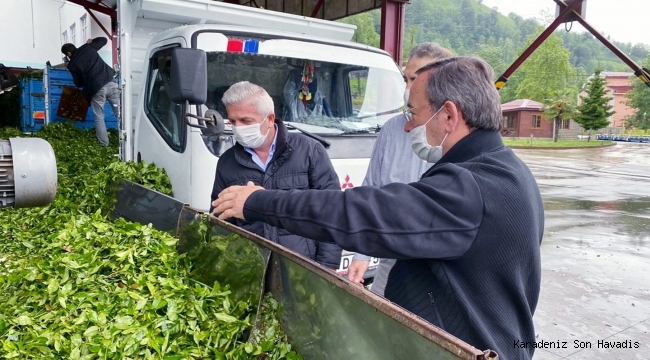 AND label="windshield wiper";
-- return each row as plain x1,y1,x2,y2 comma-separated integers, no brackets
356,107,402,120
342,128,374,134
286,123,331,148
